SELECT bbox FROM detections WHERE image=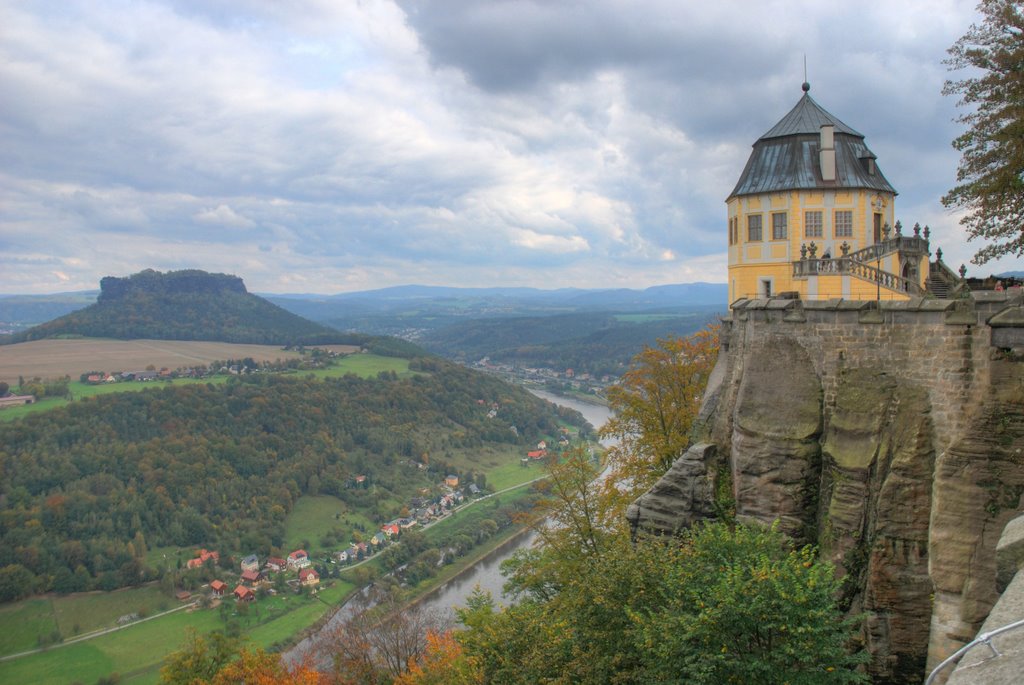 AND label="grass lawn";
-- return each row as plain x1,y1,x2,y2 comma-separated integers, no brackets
50,586,172,639
0,598,59,656
0,605,223,685
308,354,412,380
282,495,379,554
485,457,546,491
